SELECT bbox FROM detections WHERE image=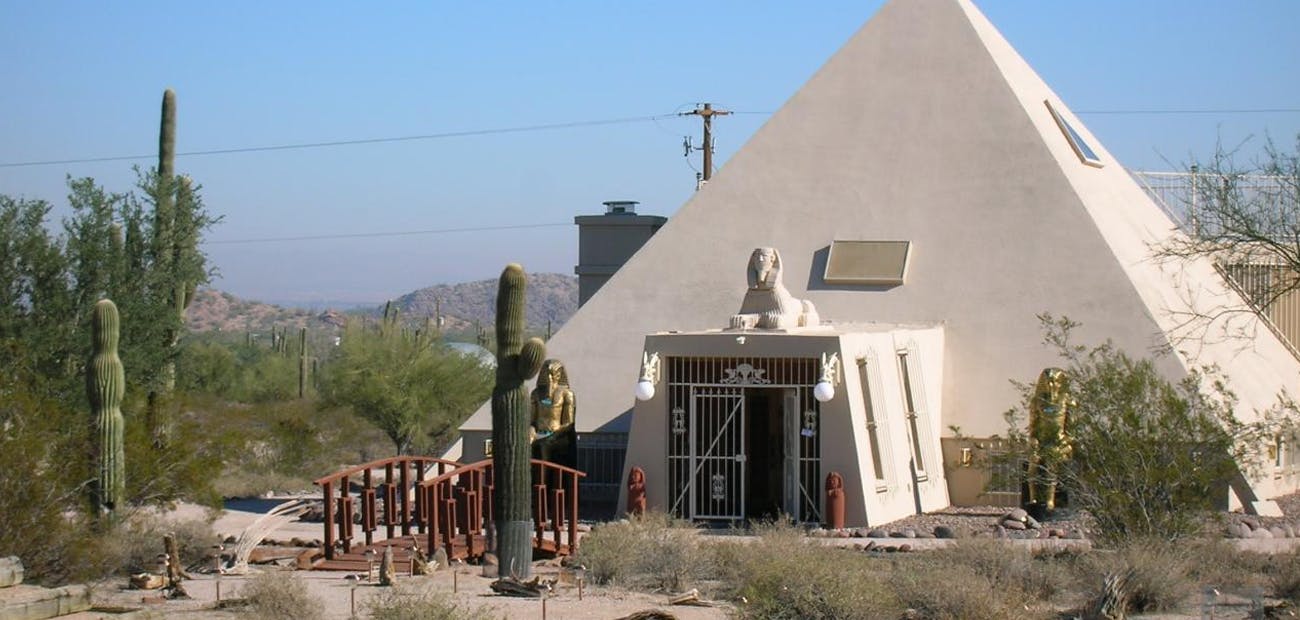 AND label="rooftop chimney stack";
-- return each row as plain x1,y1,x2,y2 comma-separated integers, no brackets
574,200,666,307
